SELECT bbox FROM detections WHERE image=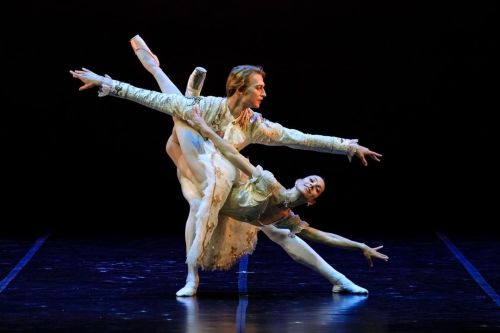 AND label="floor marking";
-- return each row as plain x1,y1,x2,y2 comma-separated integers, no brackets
437,232,500,307
238,255,249,294
0,232,51,294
